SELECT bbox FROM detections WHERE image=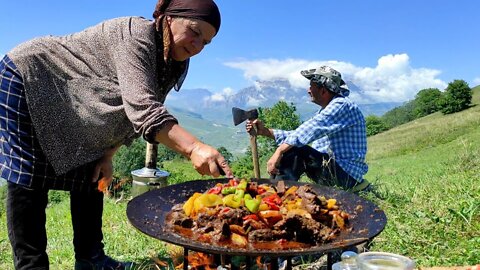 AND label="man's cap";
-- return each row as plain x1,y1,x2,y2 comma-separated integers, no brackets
301,66,350,96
